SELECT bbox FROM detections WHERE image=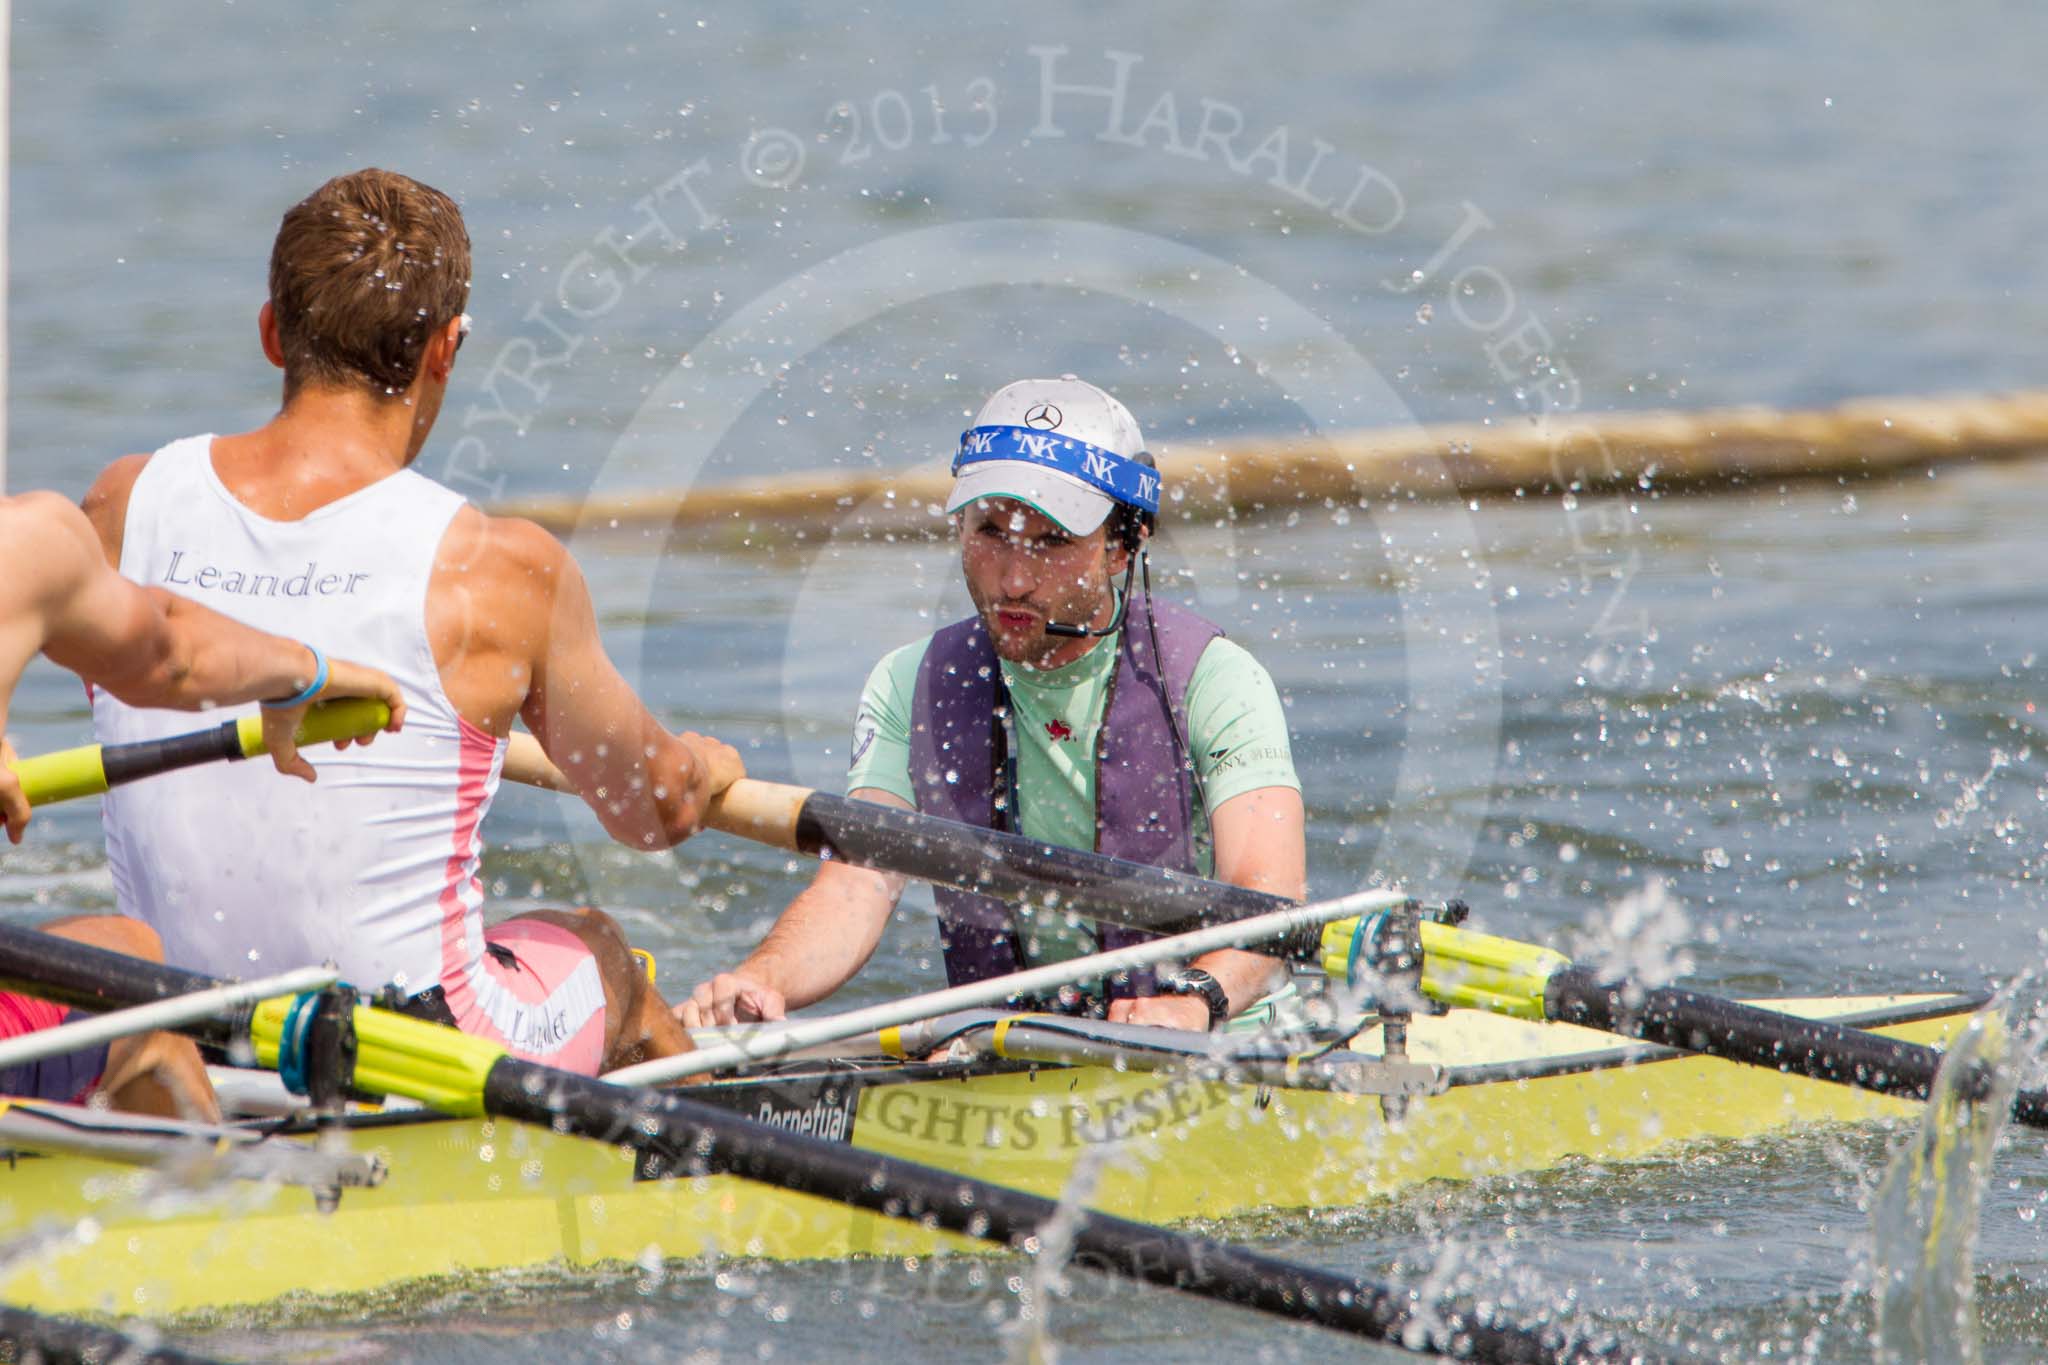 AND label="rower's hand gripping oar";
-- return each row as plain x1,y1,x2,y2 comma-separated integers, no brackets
0,923,1674,1365
7,698,393,806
